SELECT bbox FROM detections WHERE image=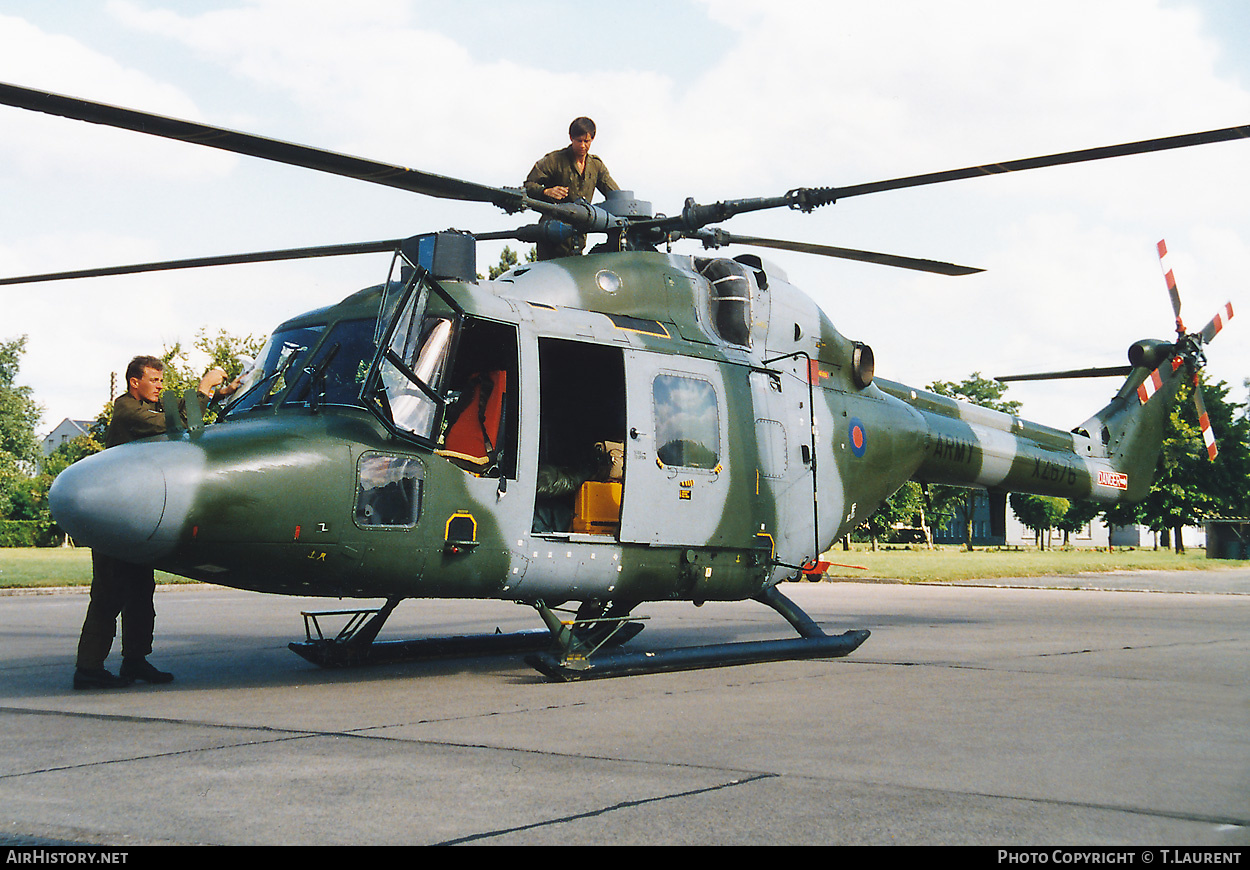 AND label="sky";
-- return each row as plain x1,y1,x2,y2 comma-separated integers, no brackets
2,0,1249,435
